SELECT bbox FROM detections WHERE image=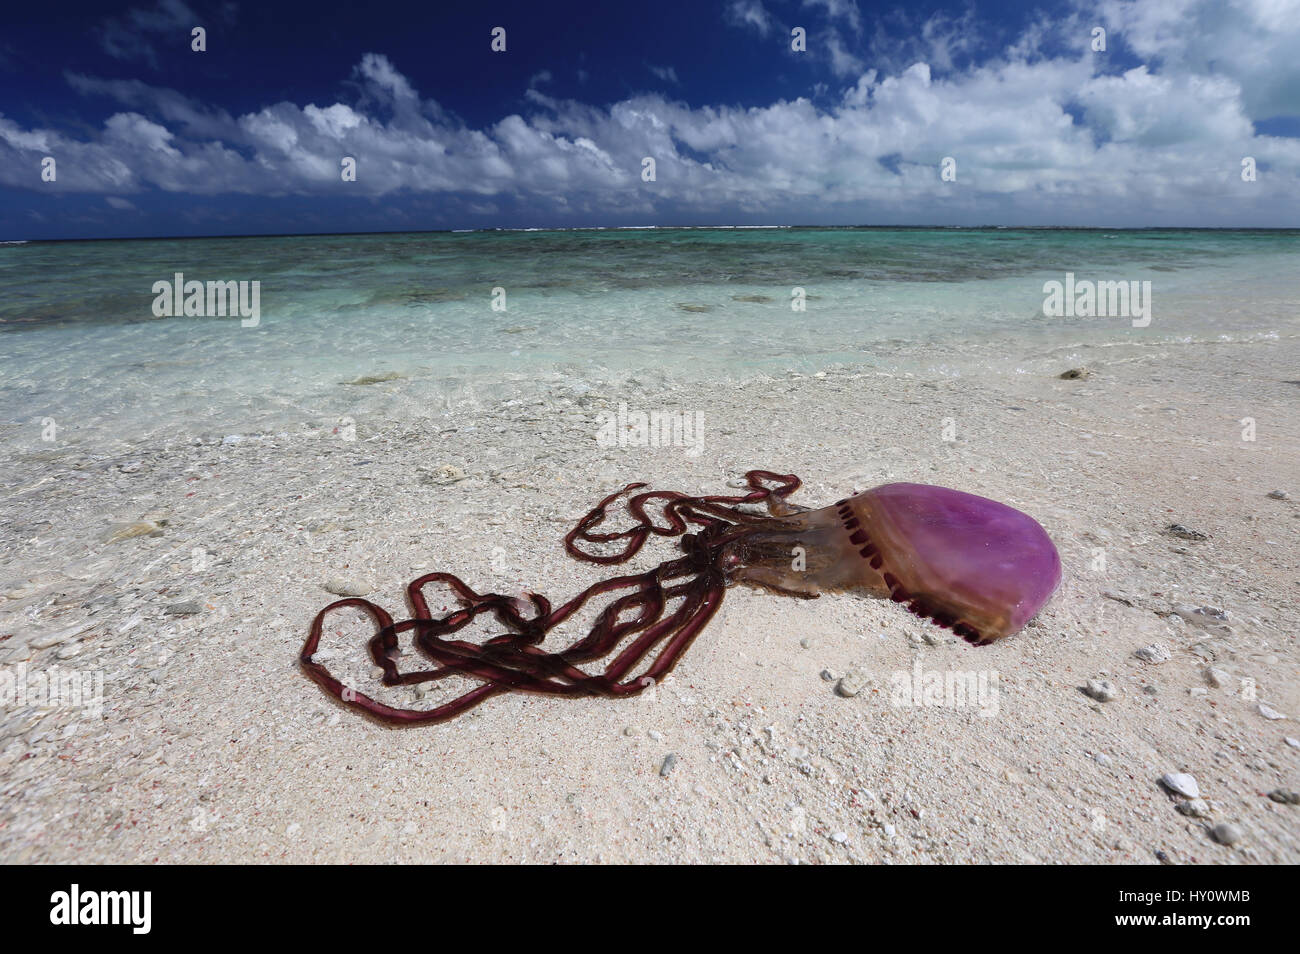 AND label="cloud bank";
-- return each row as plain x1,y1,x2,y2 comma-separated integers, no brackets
2,0,1298,226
